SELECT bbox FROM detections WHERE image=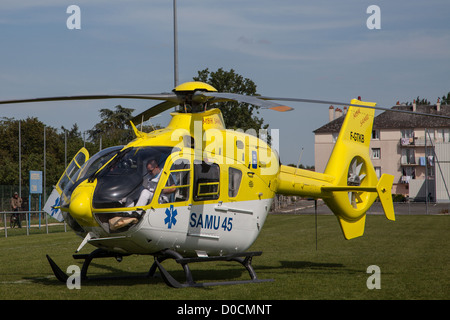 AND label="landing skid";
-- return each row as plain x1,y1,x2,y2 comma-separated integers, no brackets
46,249,273,288
46,249,136,283
151,249,273,288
